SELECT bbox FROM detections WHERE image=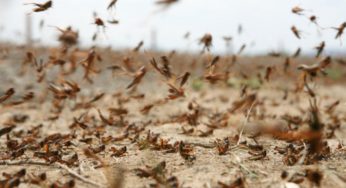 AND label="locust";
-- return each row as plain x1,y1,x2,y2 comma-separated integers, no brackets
333,22,346,39
291,26,301,39
126,66,147,89
314,41,325,58
199,33,213,51
107,0,118,10
25,0,52,13
297,56,331,77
